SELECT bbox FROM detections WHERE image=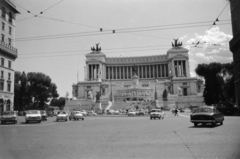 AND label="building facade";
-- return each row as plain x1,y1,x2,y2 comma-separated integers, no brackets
0,0,19,115
229,0,240,109
68,40,204,111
